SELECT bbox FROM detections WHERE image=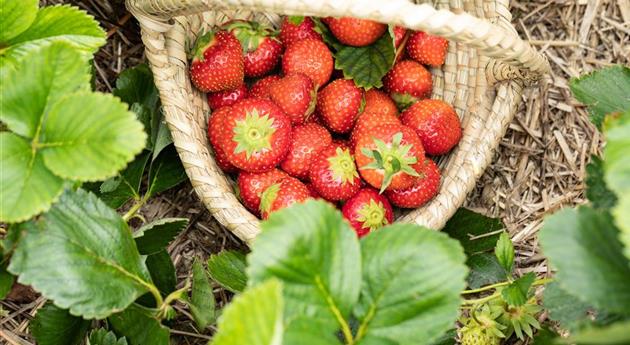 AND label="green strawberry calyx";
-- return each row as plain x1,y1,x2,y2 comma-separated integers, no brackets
259,182,280,214
192,31,216,61
328,147,359,184
391,92,420,111
360,132,420,192
356,199,388,231
223,20,277,53
232,110,276,159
